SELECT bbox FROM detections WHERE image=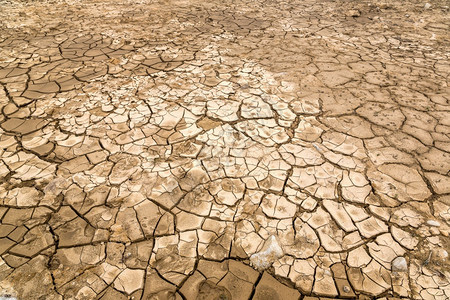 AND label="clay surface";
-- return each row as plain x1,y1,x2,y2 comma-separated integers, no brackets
0,0,449,299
